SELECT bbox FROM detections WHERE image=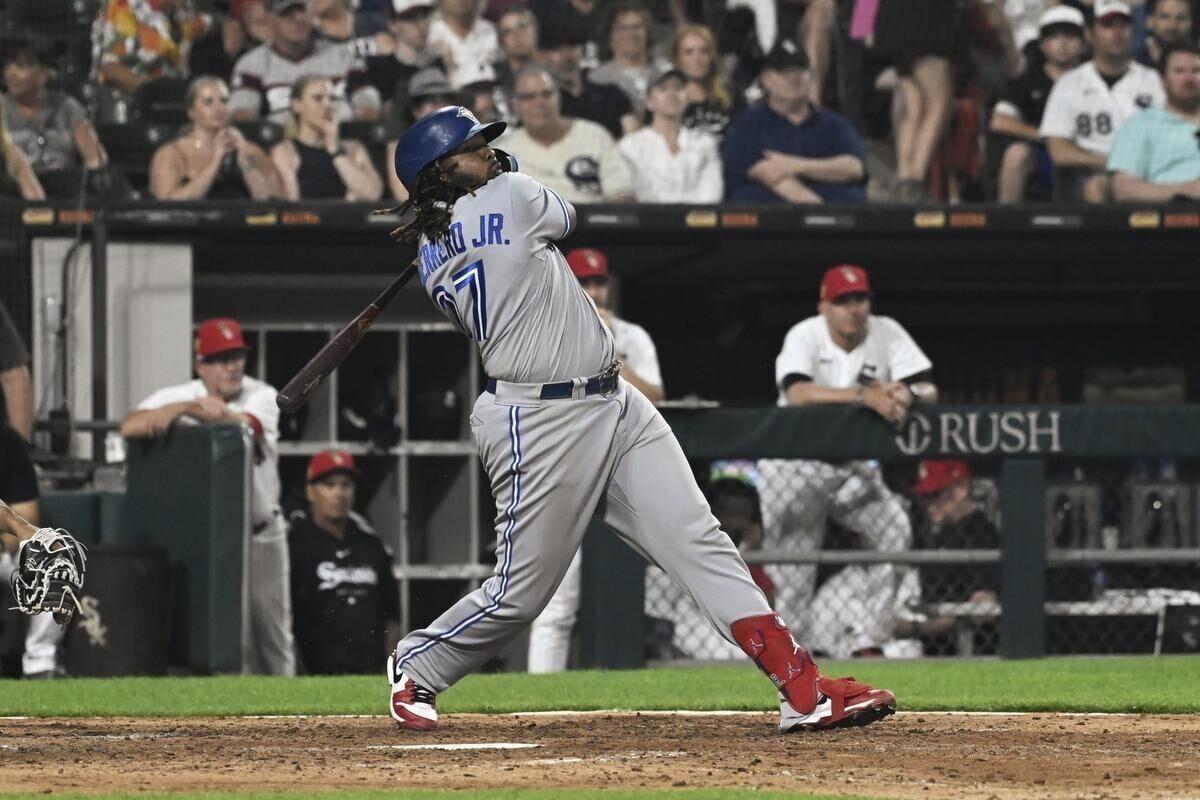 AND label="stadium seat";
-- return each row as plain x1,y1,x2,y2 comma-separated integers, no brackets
234,120,286,150
95,122,174,195
133,77,189,126
339,120,393,176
